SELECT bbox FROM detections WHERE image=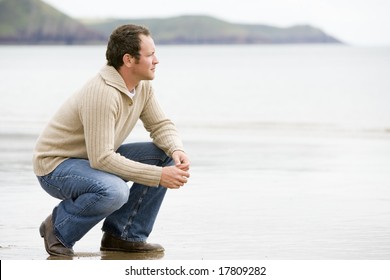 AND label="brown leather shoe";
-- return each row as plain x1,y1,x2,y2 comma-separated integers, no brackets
100,232,164,253
39,215,74,257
